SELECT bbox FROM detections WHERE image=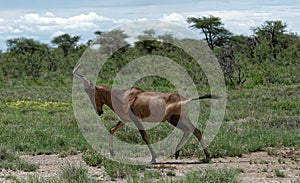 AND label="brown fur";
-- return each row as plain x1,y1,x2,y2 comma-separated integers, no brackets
94,86,190,122
73,64,215,164
92,86,211,163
